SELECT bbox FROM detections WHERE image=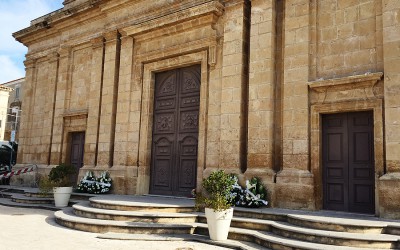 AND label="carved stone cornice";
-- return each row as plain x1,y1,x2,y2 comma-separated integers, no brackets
308,72,384,104
62,109,88,118
121,1,224,37
13,0,103,44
